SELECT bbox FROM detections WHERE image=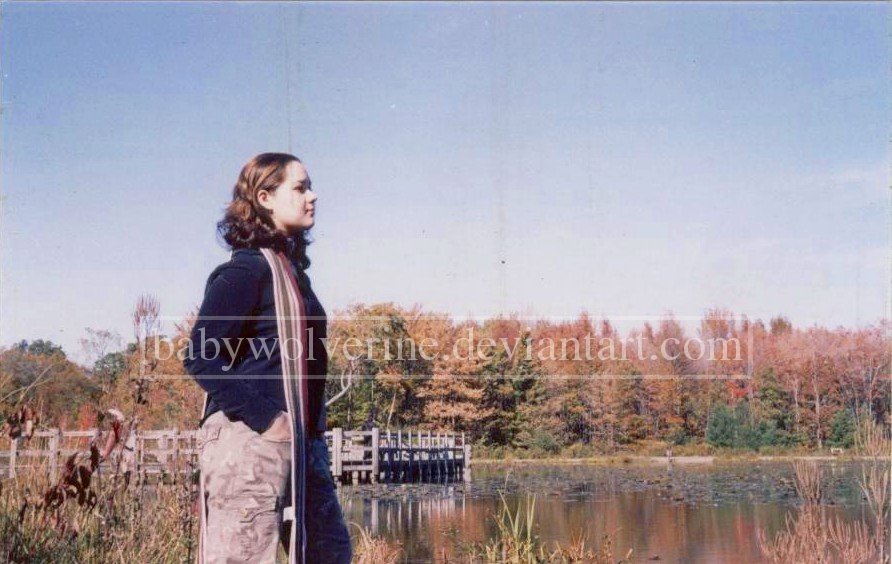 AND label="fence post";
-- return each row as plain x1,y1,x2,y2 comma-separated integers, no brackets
158,433,168,465
371,427,380,484
419,430,425,481
332,428,343,483
172,428,180,479
397,429,403,482
49,428,61,482
134,429,143,477
429,431,434,480
459,432,465,477
9,437,17,479
463,439,472,483
447,433,454,478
